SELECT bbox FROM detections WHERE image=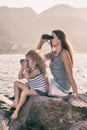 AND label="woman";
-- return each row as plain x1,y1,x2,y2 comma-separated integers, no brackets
37,29,78,96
